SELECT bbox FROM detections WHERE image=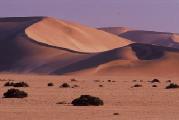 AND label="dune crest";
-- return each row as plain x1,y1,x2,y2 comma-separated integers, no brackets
100,27,179,49
25,17,131,53
99,27,131,34
171,34,179,43
0,17,179,76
